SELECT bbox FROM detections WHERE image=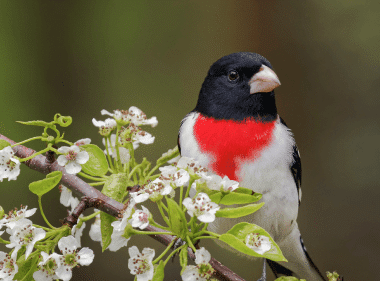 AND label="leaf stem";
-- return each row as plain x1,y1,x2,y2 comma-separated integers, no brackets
186,235,197,252
77,172,105,182
79,210,101,222
153,238,176,264
19,147,52,163
10,136,42,147
157,201,170,226
38,196,56,229
104,136,115,173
